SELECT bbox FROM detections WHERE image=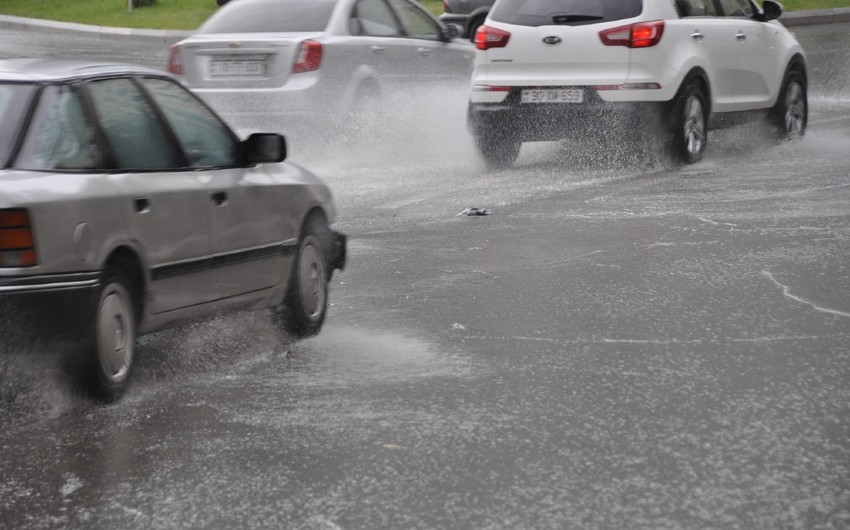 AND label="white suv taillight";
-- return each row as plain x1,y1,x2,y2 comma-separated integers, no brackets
599,21,665,48
167,43,184,75
292,40,323,74
475,25,511,51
